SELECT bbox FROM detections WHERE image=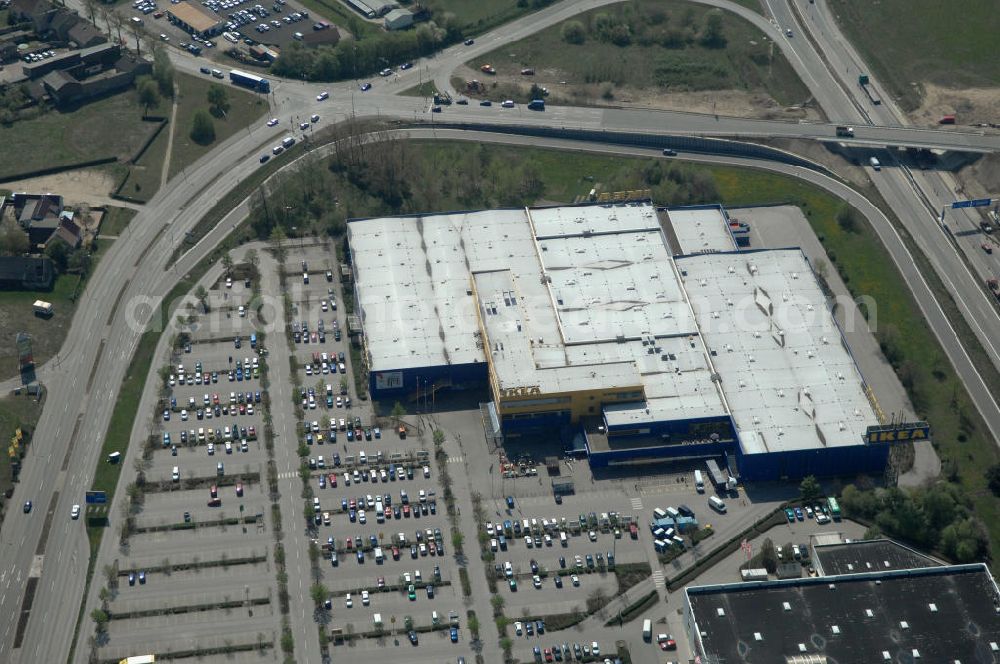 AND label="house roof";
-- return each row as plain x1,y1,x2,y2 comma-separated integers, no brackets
167,1,222,33
302,27,340,47
67,21,105,46
9,0,54,19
